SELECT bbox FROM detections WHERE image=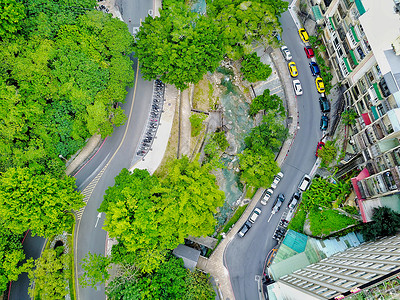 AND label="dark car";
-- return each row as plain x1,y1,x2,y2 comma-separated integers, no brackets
304,46,314,58
309,62,320,76
237,220,252,237
288,192,301,209
319,97,330,113
320,115,329,131
316,141,325,157
272,194,285,214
